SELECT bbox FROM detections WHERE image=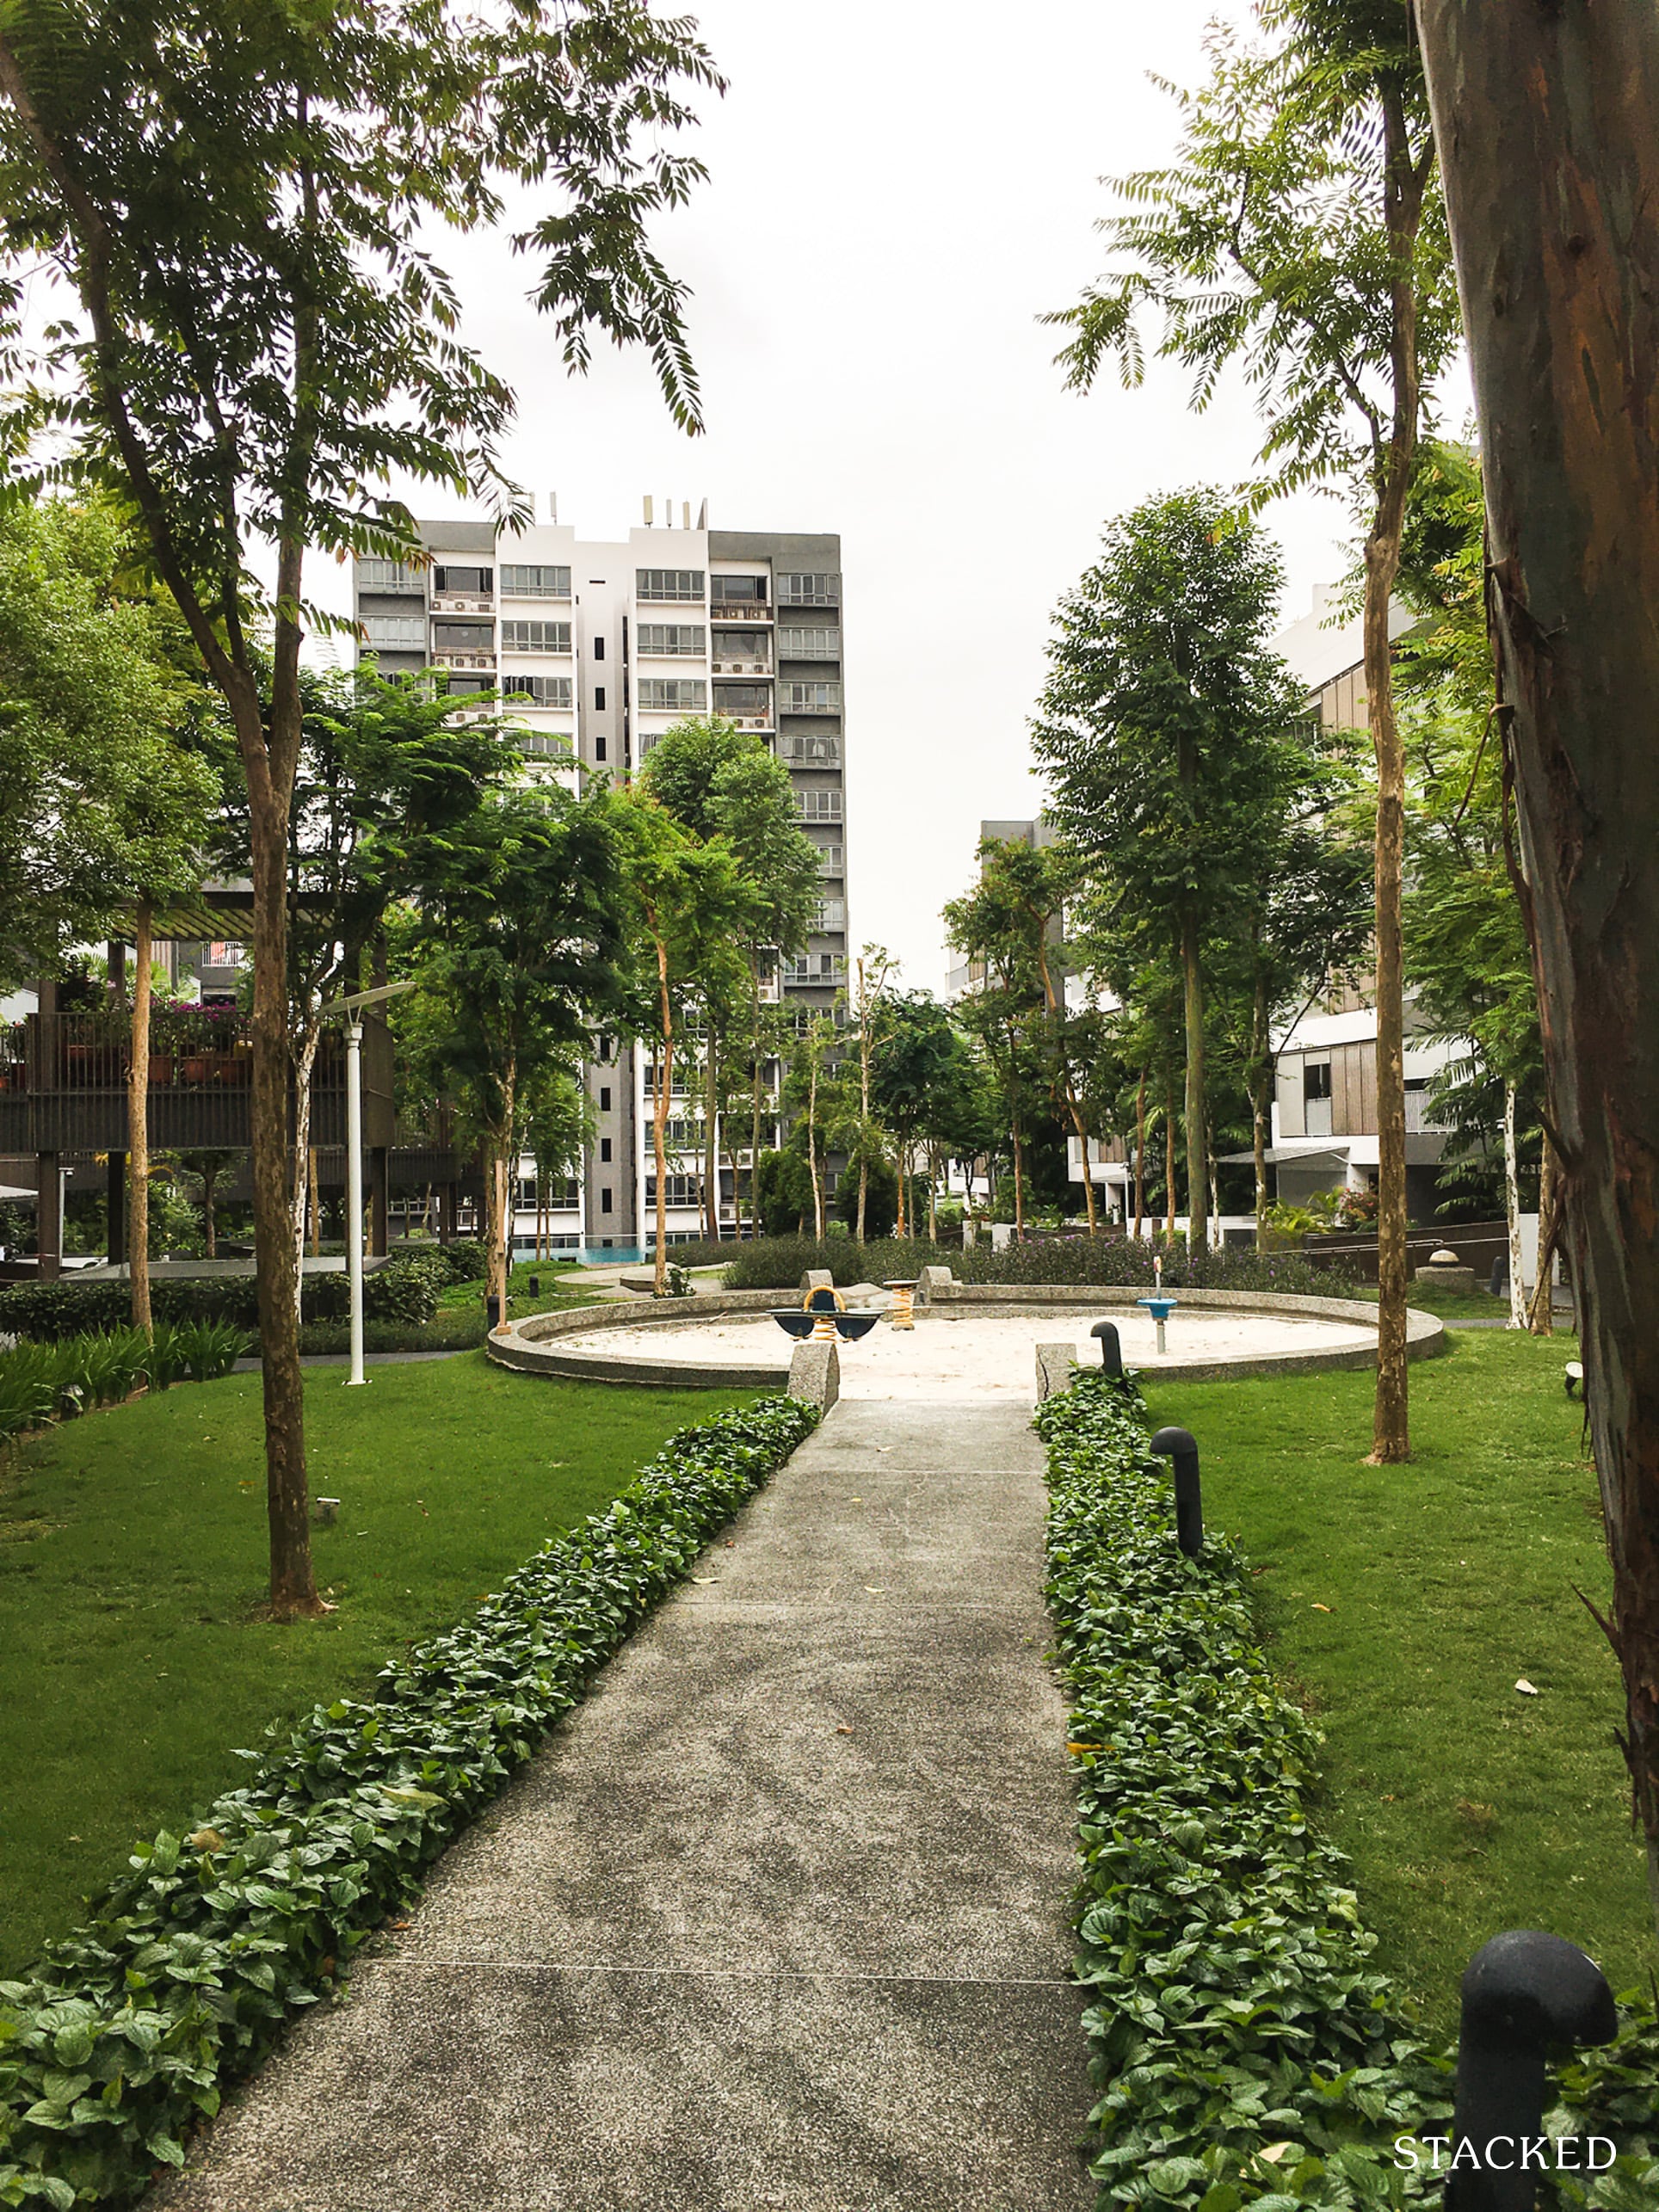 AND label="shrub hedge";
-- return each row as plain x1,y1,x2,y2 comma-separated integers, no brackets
1038,1372,1657,2210
0,1253,445,1344
718,1232,1352,1298
0,1396,817,2208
